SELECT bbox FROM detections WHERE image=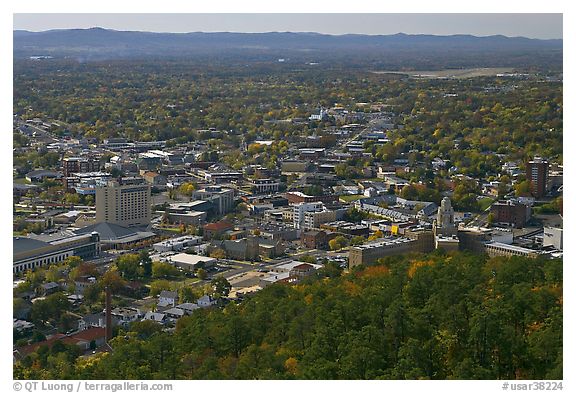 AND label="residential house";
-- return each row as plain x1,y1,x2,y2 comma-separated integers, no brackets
142,311,167,324
197,295,217,308
164,307,185,320
158,290,179,308
111,307,142,326
176,303,201,315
